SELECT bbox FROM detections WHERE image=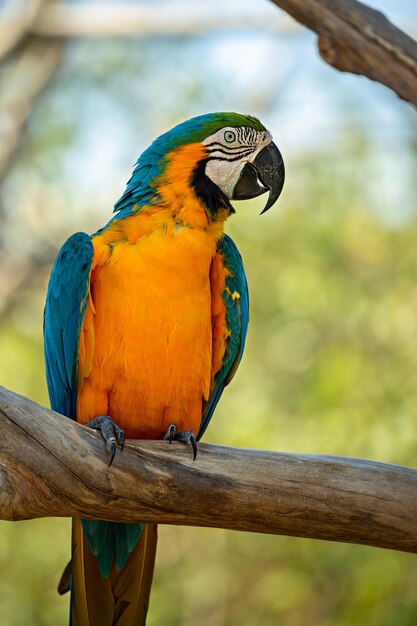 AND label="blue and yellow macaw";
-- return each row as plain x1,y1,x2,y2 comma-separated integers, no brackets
43,112,284,625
